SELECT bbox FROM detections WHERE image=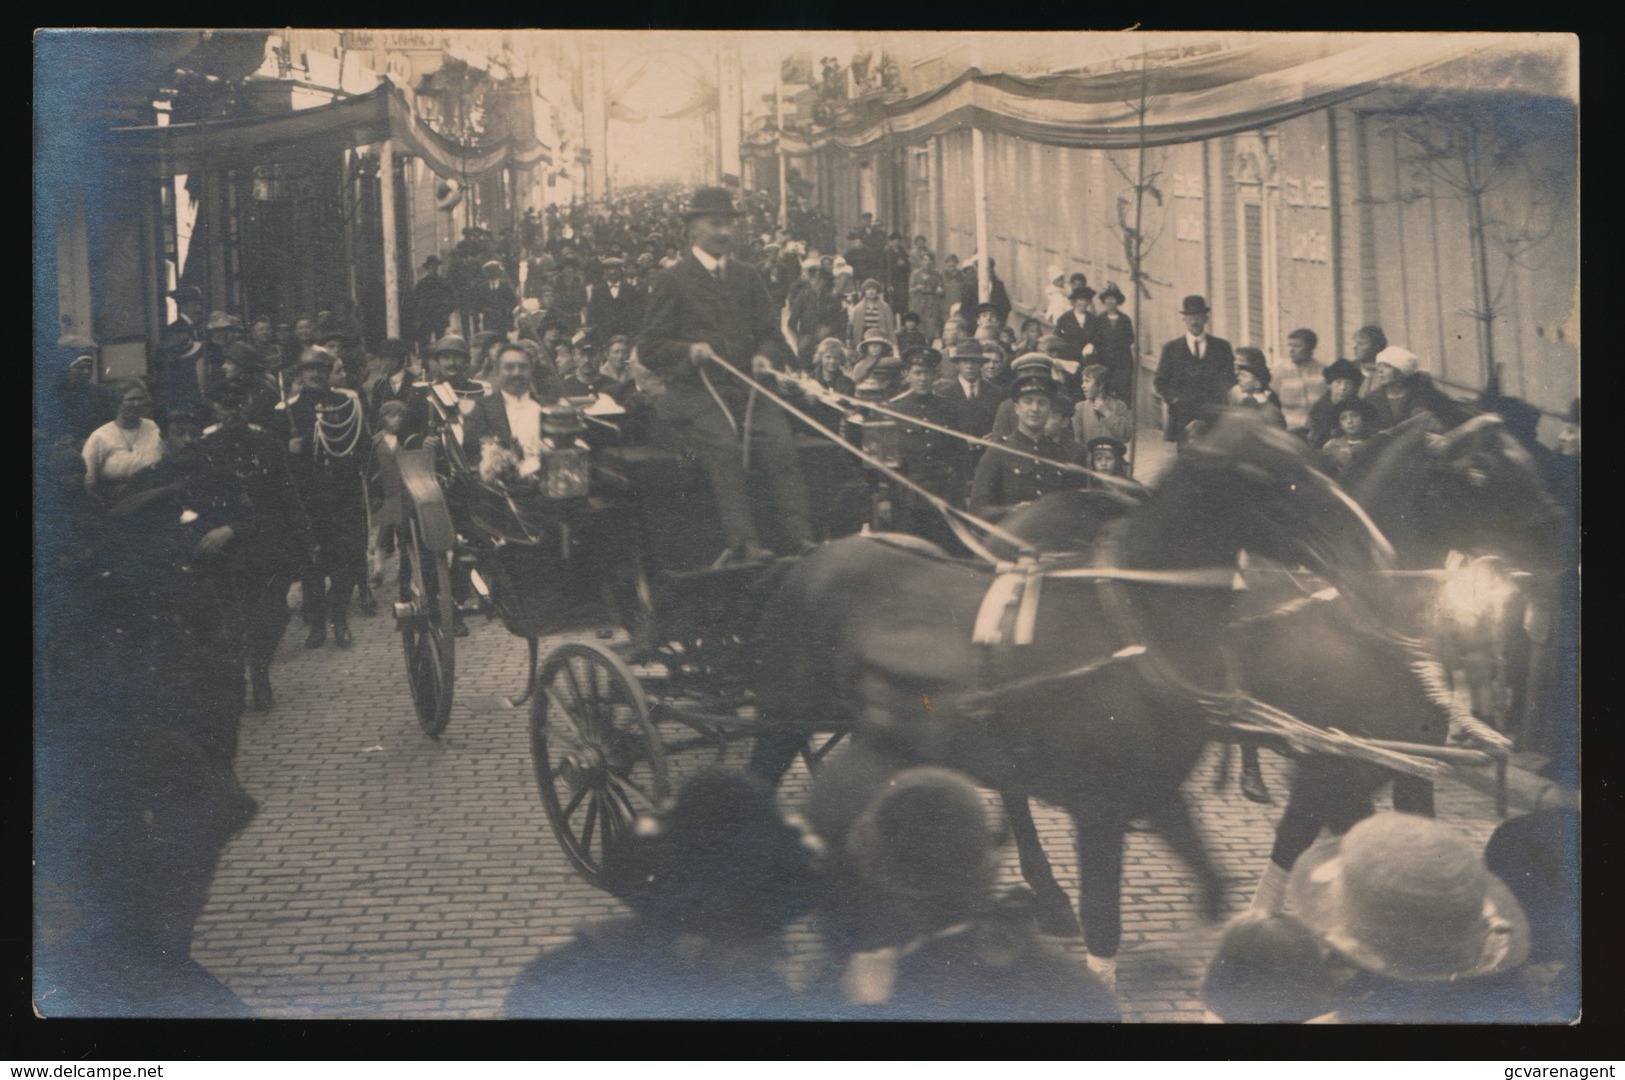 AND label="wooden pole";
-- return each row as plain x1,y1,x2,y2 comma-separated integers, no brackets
972,126,990,304
379,139,400,339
